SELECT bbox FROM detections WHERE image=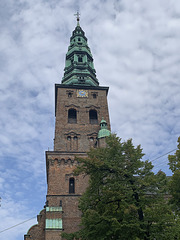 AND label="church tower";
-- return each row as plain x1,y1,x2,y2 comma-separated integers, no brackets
24,14,111,240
